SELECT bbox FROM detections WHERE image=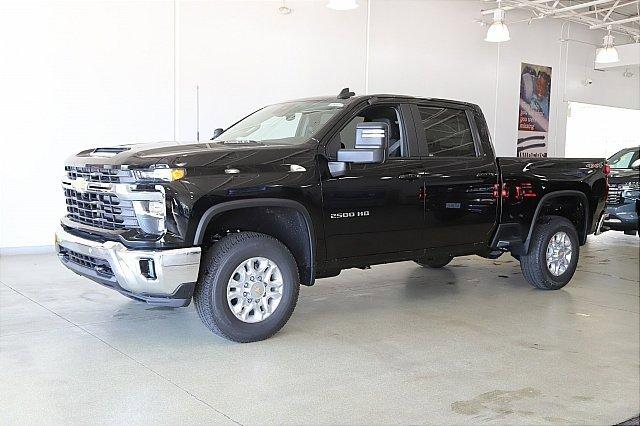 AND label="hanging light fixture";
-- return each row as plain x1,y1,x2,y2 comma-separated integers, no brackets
327,0,359,11
278,0,292,14
484,2,510,43
595,26,620,64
